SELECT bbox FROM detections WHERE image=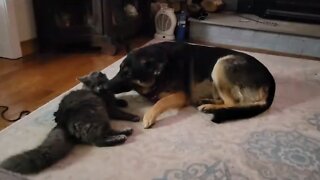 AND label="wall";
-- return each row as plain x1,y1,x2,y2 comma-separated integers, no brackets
13,0,36,42
0,0,22,58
